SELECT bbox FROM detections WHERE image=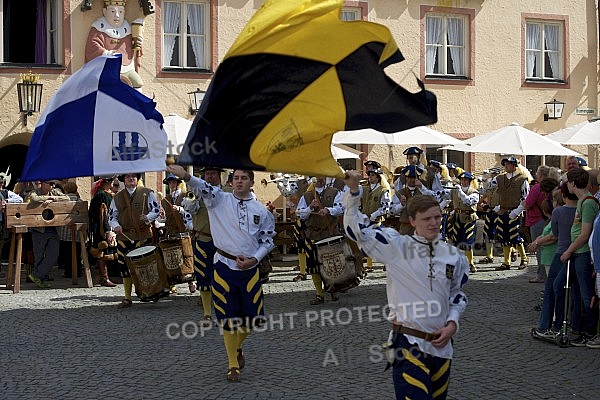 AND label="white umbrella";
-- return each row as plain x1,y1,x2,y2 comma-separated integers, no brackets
454,122,580,156
332,126,462,145
545,119,600,145
163,113,192,155
331,144,362,159
440,133,489,152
